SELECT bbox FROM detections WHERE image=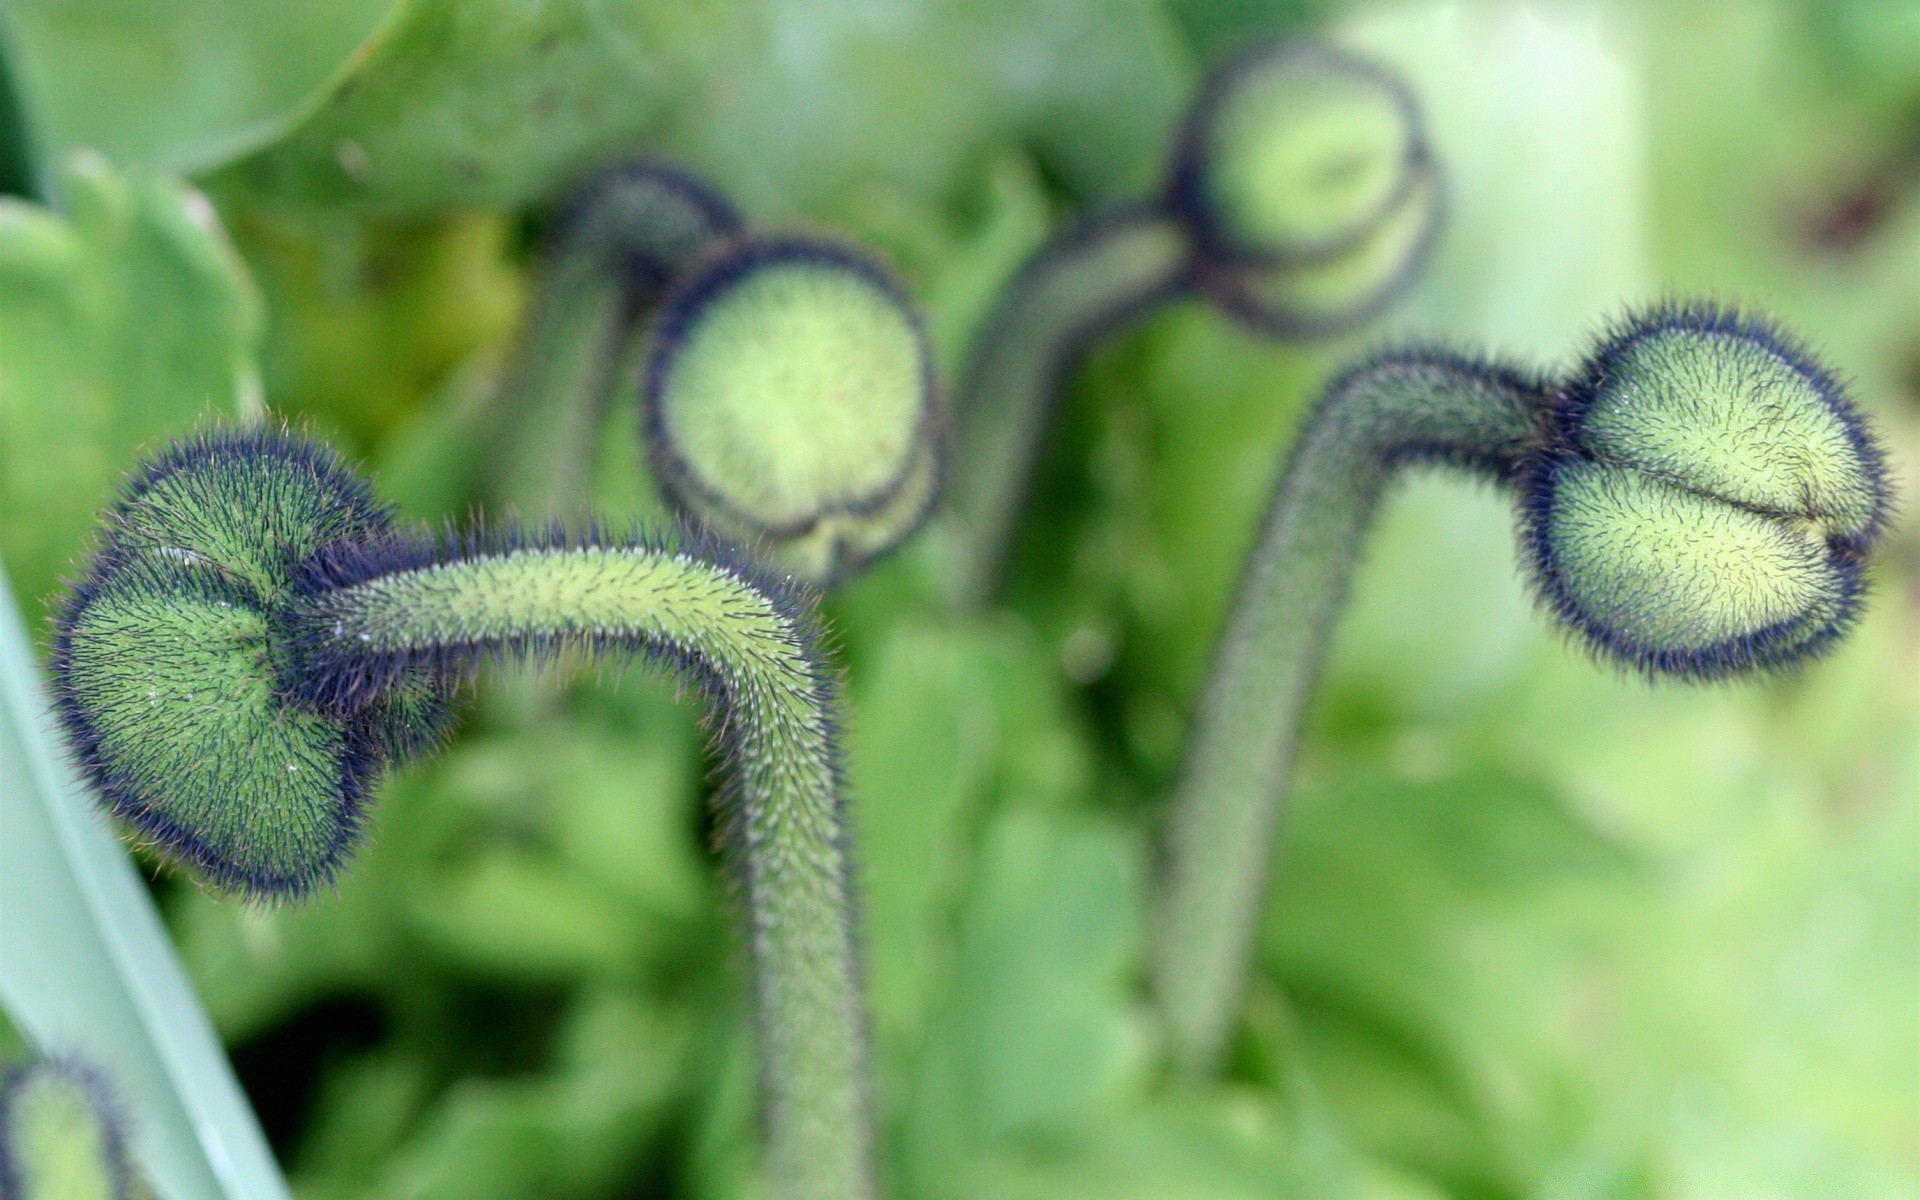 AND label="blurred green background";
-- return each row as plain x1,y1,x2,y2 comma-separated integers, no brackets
0,0,1914,1197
